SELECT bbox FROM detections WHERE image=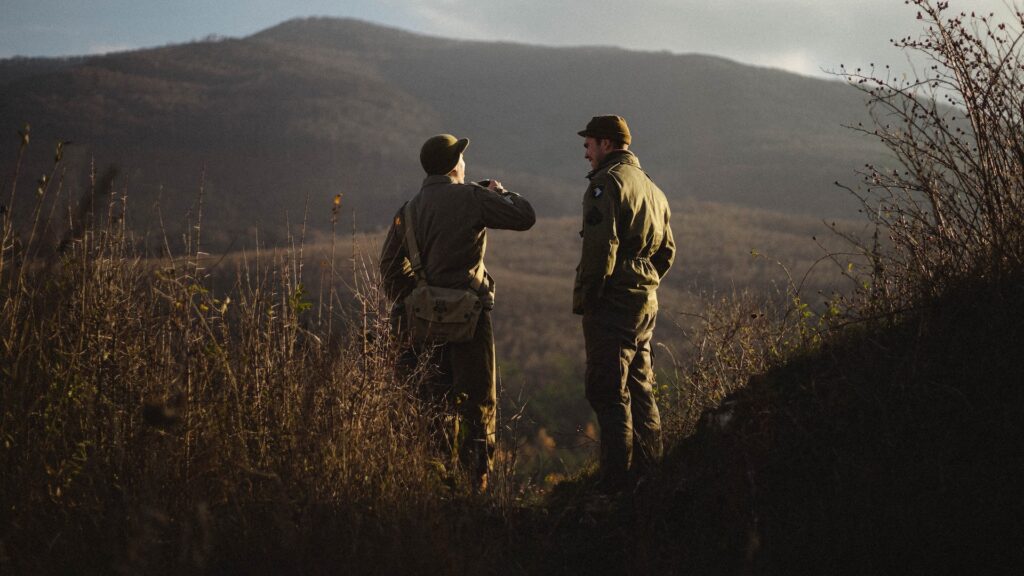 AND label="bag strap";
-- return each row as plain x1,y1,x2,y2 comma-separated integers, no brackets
402,200,486,292
402,202,428,288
